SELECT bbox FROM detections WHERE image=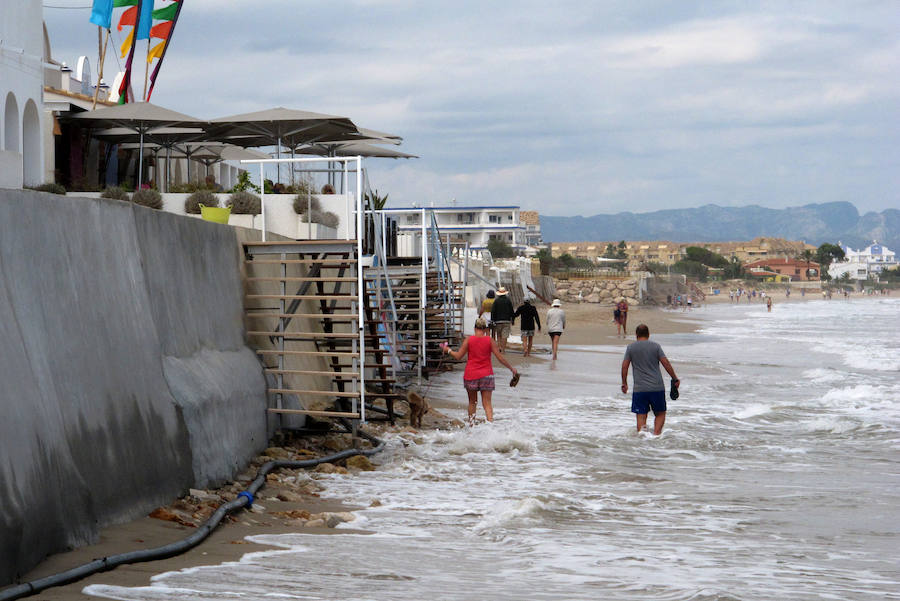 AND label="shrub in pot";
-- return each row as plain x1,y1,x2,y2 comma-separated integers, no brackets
227,191,261,215
28,182,67,195
131,188,163,210
292,194,321,216
319,211,340,229
185,190,218,214
101,186,131,201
